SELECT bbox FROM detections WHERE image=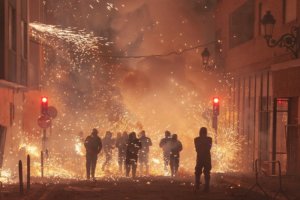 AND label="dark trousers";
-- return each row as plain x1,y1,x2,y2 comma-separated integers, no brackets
139,152,149,175
126,156,138,178
118,150,126,173
102,151,112,171
163,152,170,171
86,153,98,179
170,155,179,177
195,157,211,189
